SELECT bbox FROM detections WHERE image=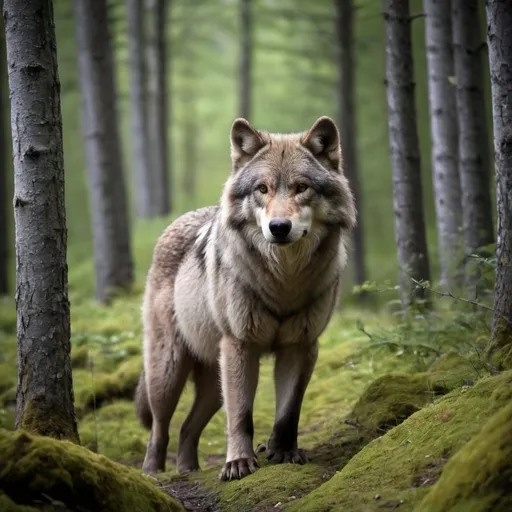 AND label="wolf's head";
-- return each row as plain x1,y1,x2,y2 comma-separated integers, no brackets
221,116,356,254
